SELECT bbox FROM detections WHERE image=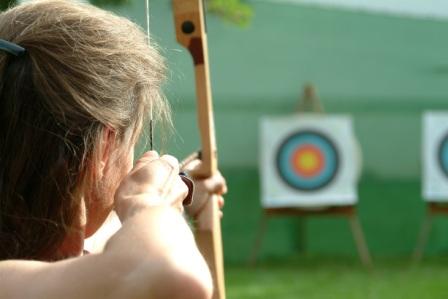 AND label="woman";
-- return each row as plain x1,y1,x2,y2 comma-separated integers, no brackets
0,0,226,298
